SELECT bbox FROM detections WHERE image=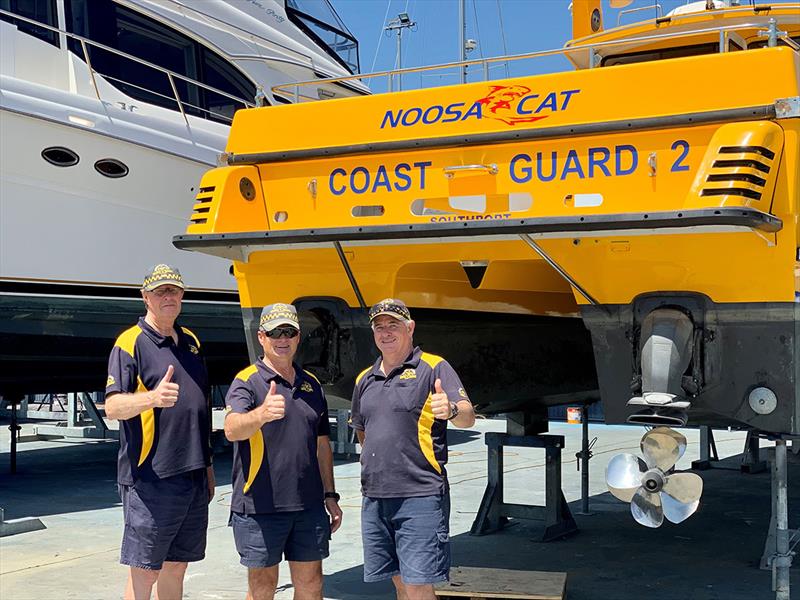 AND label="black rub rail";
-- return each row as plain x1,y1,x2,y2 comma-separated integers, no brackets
173,207,782,251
